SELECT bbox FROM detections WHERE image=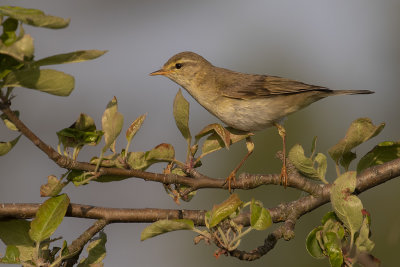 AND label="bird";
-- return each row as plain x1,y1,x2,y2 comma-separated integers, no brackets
150,51,373,191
